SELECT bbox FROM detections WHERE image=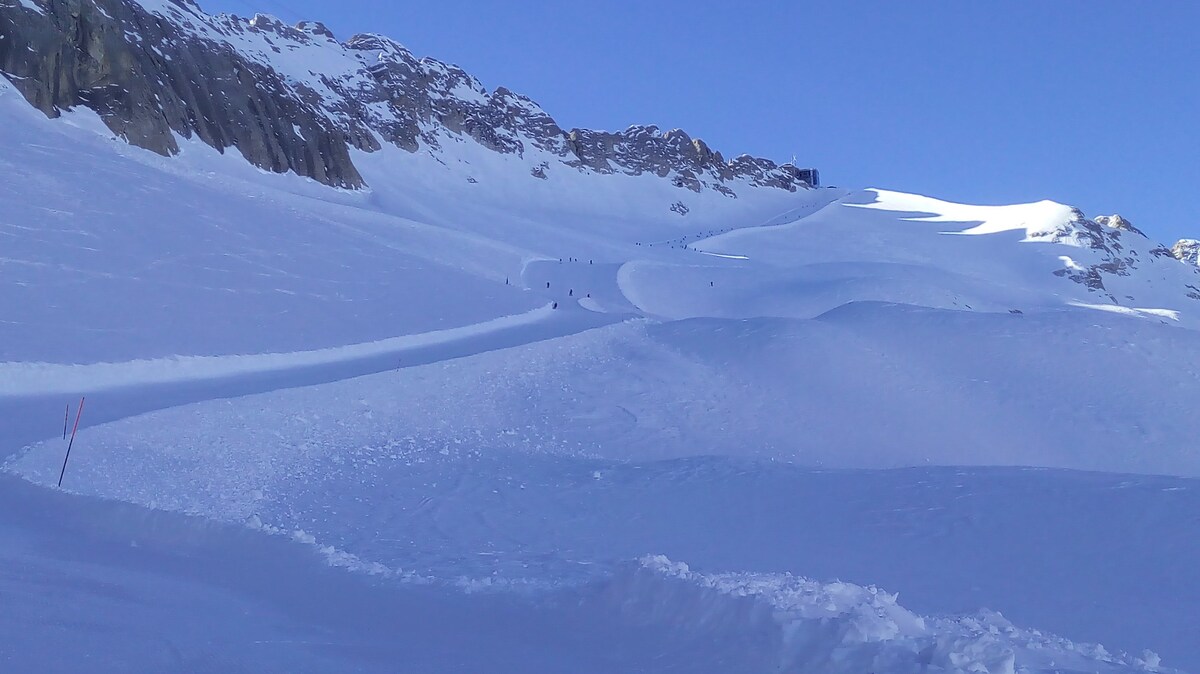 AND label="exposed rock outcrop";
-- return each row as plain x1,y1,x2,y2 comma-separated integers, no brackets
1042,211,1200,301
1171,239,1200,266
0,0,371,187
1094,214,1144,236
